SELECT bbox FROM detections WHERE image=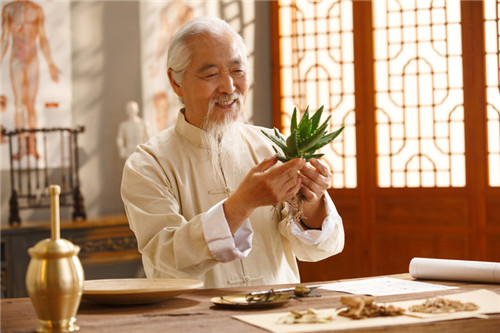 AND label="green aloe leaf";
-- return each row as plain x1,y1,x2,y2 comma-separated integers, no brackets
309,105,324,132
297,116,331,152
271,145,287,160
302,153,325,161
305,126,345,153
272,145,292,160
290,107,298,133
286,129,299,156
261,130,289,155
262,105,344,163
298,106,311,142
274,128,286,141
275,154,290,162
